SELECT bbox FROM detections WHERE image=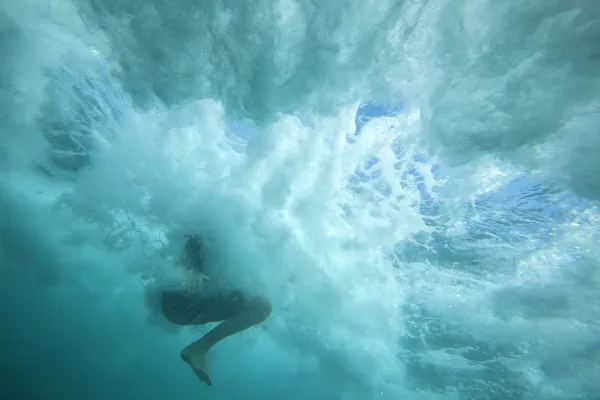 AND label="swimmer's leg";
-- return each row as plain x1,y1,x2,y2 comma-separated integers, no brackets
181,296,271,386
161,291,271,387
